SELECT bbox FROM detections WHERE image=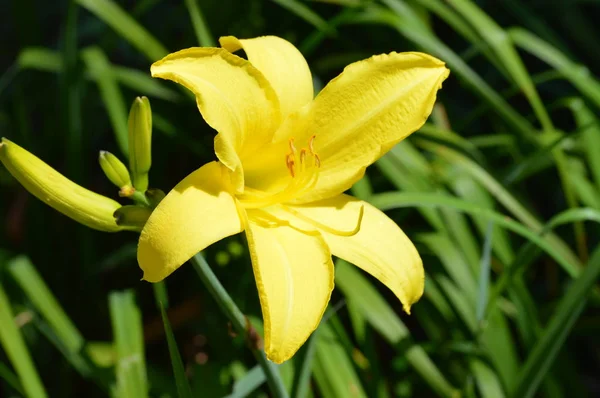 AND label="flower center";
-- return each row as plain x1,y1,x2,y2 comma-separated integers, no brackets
238,136,321,209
